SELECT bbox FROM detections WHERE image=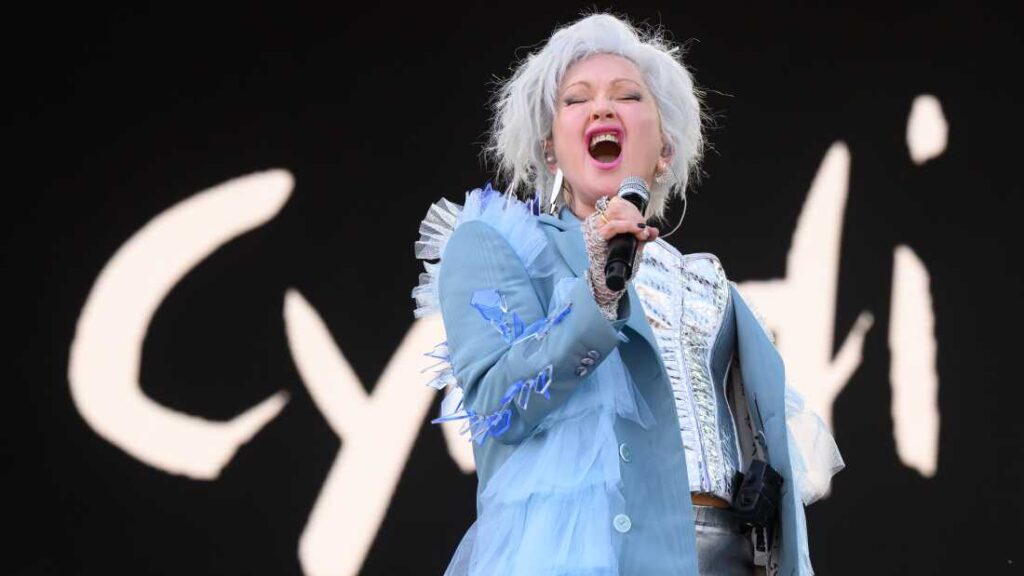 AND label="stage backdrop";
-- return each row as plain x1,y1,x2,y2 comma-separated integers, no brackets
6,2,1022,575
